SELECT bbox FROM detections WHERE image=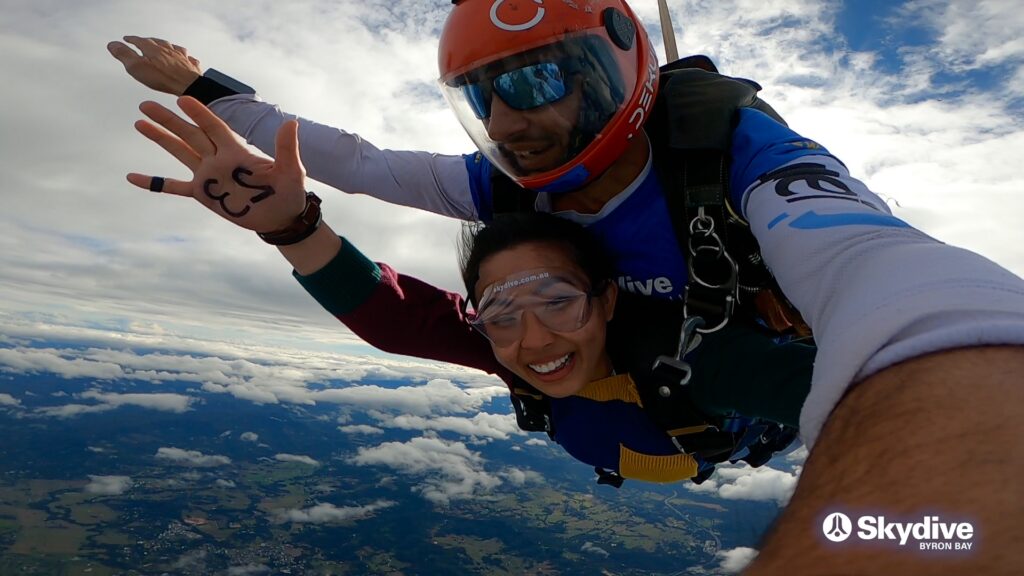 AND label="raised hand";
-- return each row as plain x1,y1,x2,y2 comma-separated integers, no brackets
107,36,202,96
127,96,308,235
